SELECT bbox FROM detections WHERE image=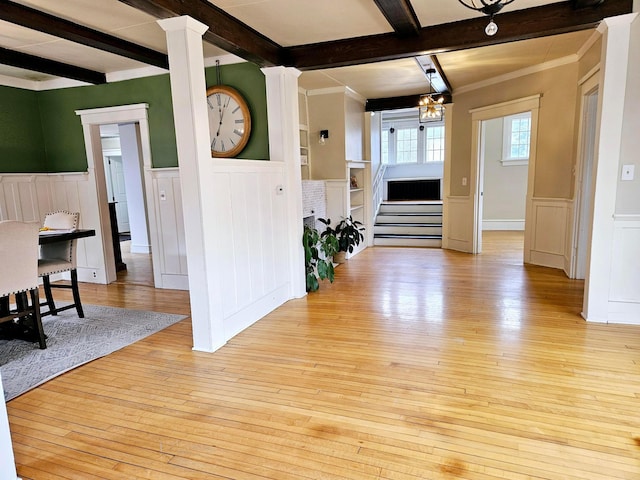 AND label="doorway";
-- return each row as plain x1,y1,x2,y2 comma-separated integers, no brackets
469,95,541,259
478,114,530,257
76,103,161,288
100,122,154,287
571,73,599,280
